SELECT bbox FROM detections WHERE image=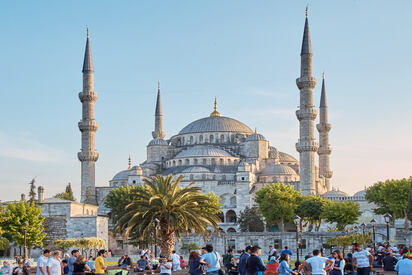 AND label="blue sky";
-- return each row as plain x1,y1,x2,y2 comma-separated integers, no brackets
1,0,412,201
